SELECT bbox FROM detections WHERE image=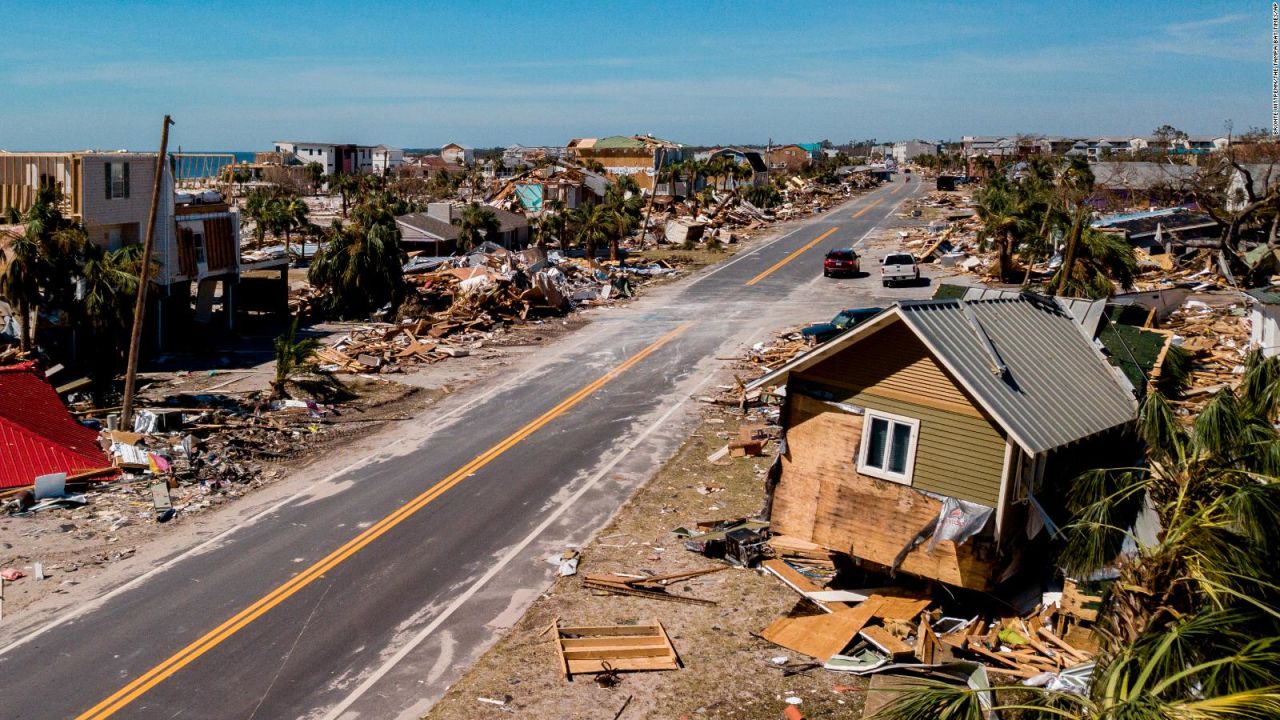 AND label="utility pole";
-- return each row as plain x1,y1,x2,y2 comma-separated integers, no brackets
1273,2,1278,136
120,115,174,430
640,146,666,249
